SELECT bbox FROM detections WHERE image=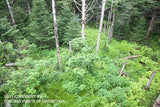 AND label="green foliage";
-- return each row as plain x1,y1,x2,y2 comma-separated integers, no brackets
27,0,54,49
0,42,16,66
0,17,19,42
129,17,147,43
57,1,80,45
